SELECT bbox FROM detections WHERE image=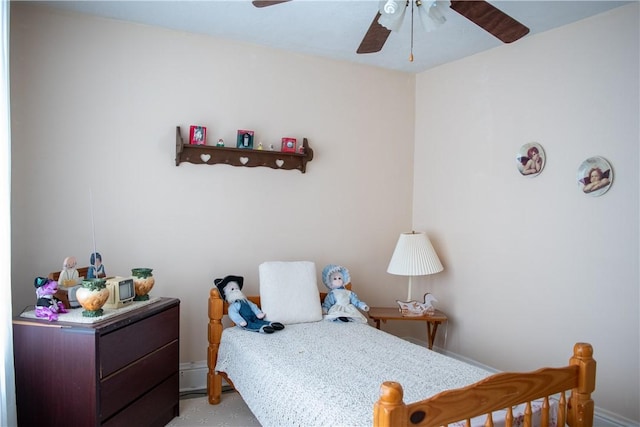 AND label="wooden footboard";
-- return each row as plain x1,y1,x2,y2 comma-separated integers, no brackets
207,287,595,426
374,342,595,427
